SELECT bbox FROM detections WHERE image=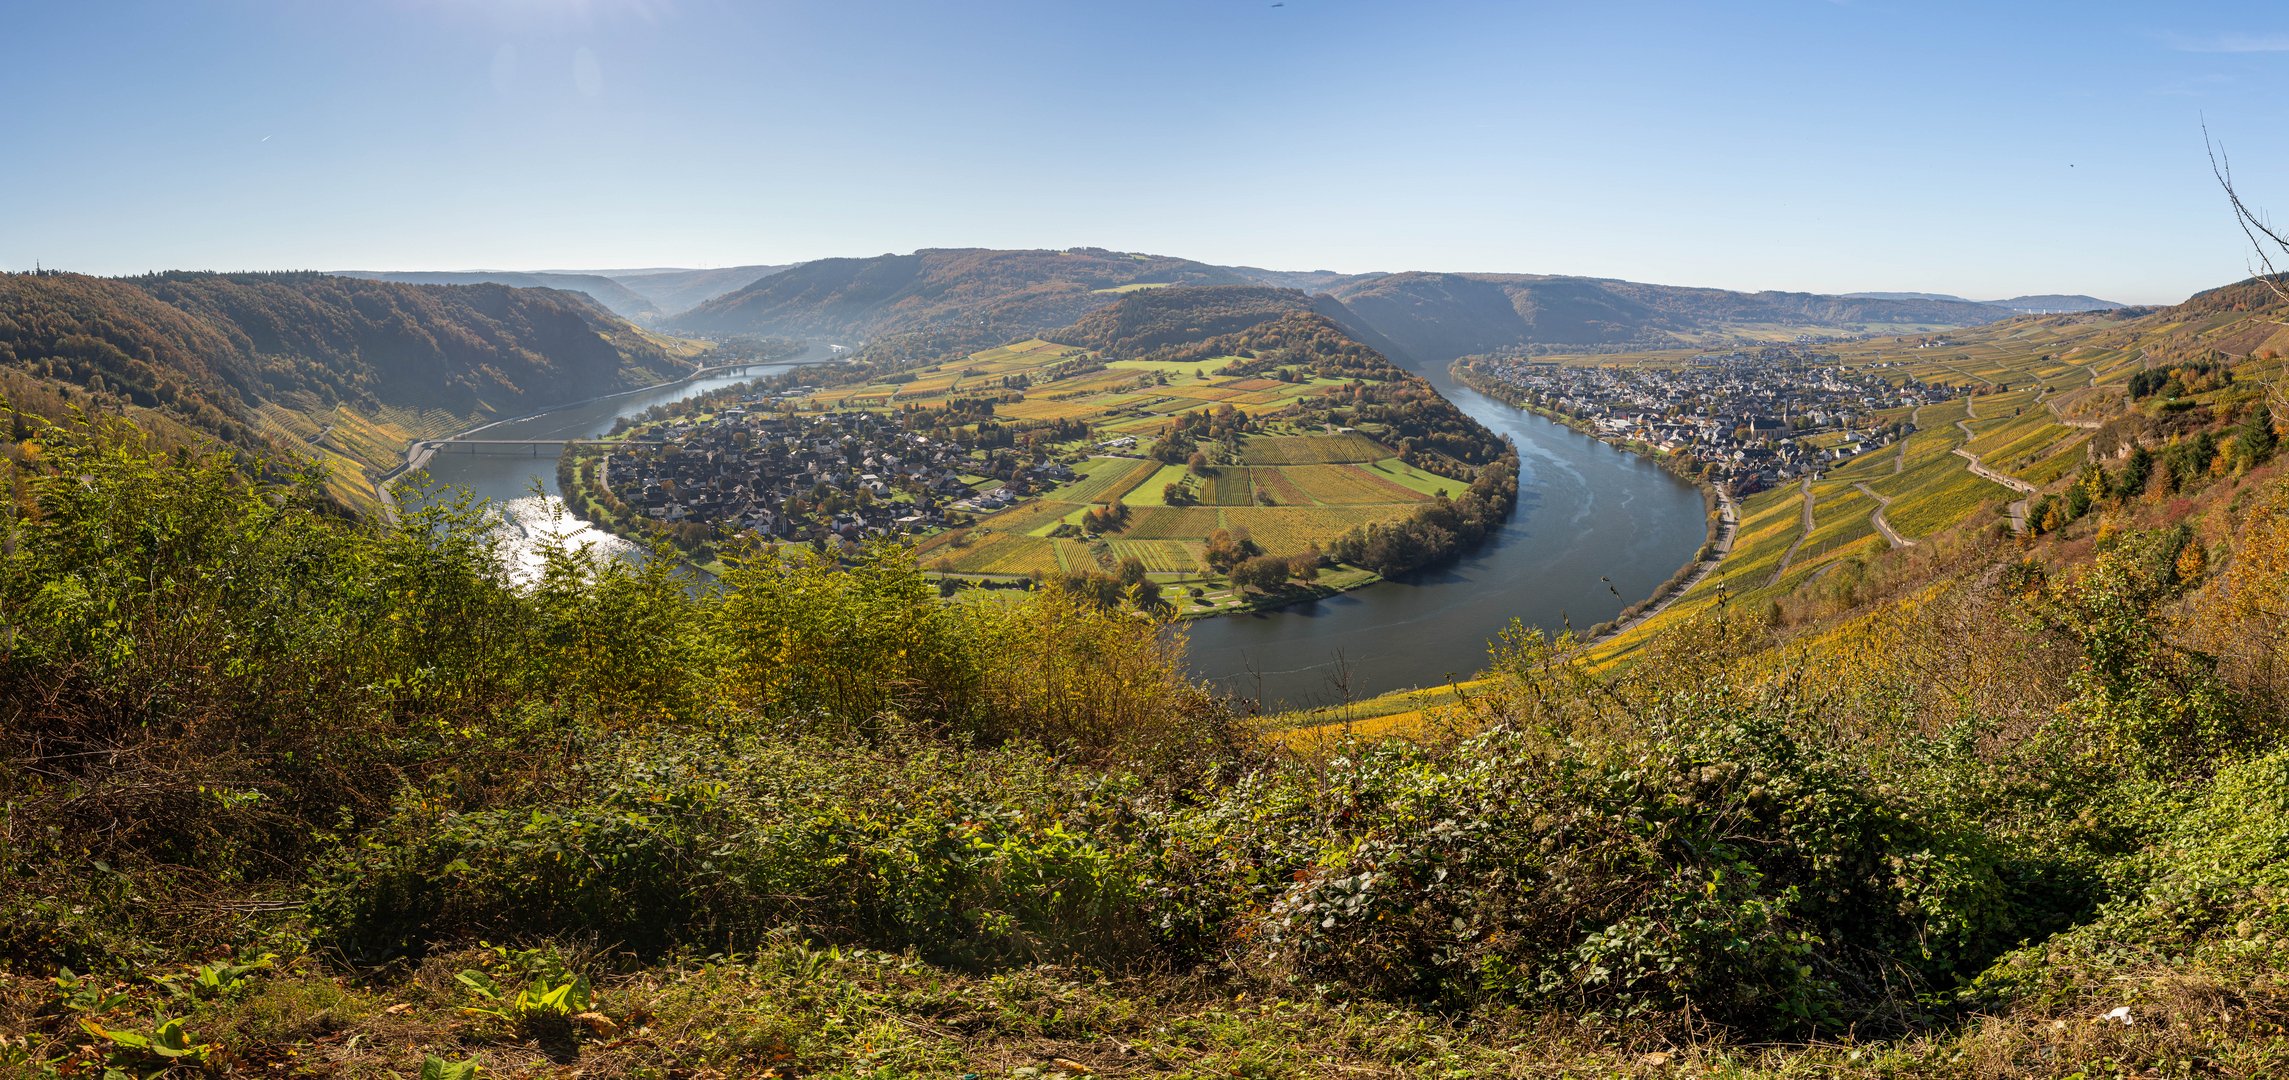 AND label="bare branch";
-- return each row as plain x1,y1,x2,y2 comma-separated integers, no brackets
2207,122,2289,305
